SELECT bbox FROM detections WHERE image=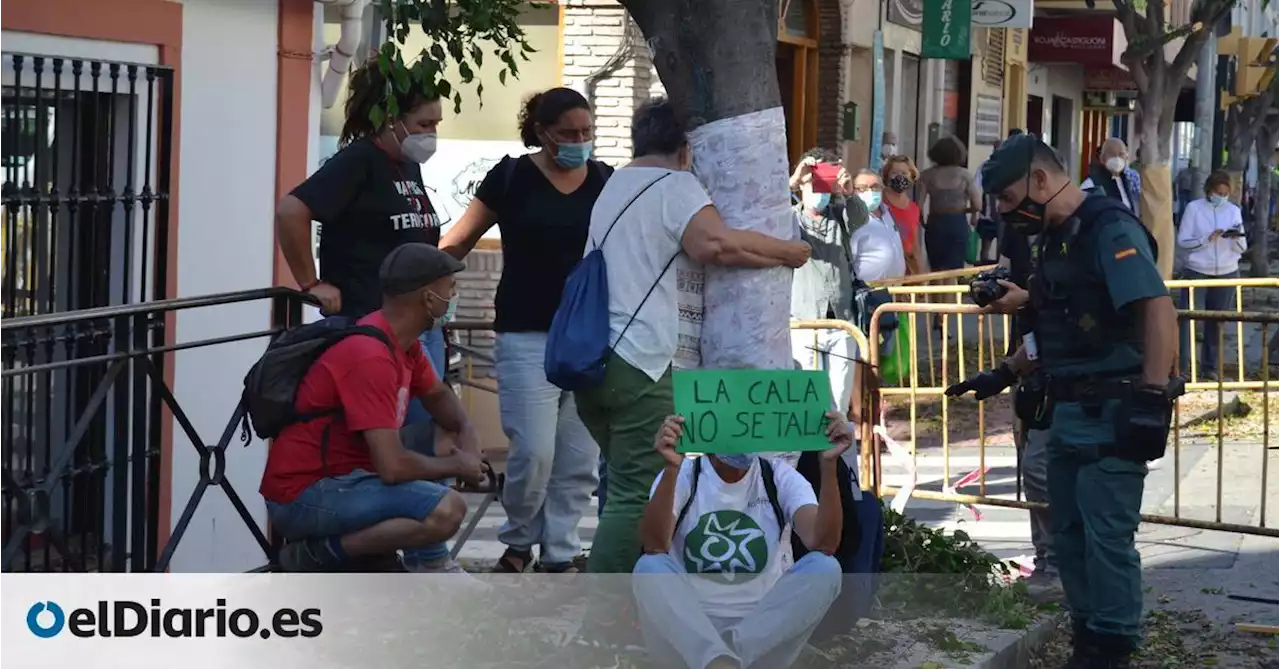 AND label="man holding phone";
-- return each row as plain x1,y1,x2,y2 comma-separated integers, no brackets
787,148,859,419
